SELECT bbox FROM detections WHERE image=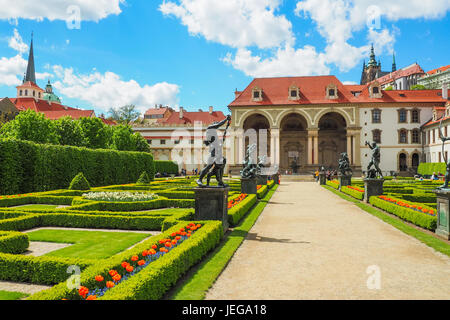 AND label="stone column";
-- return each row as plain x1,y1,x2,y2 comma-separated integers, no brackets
353,131,361,166
313,131,319,165
270,128,280,166
237,134,245,165
307,135,313,165
347,134,353,165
